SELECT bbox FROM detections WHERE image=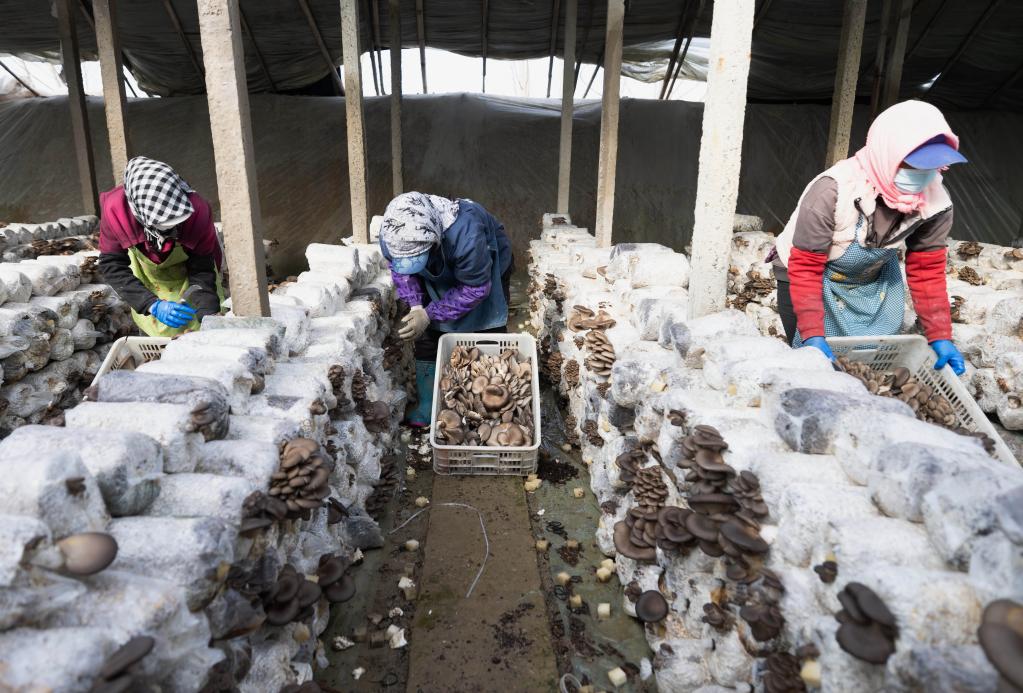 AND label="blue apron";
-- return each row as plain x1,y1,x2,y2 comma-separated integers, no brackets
793,215,905,347
420,201,510,332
